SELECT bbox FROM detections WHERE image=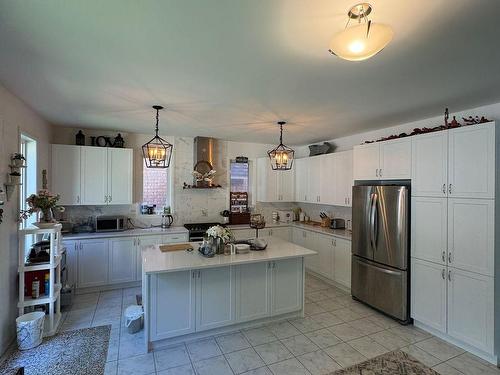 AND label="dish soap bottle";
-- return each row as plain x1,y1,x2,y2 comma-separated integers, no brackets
44,273,50,296
32,277,40,299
